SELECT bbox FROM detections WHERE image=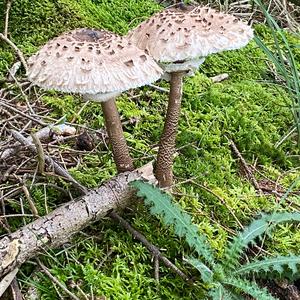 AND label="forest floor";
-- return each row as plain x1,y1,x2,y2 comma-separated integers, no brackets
0,0,300,299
